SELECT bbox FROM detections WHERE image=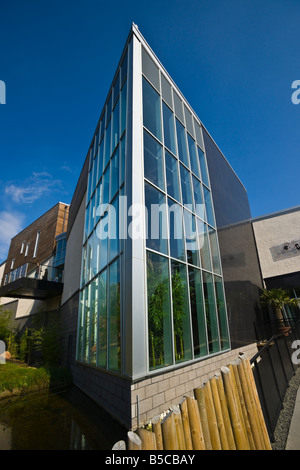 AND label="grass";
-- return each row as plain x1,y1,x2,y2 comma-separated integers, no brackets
0,361,50,395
